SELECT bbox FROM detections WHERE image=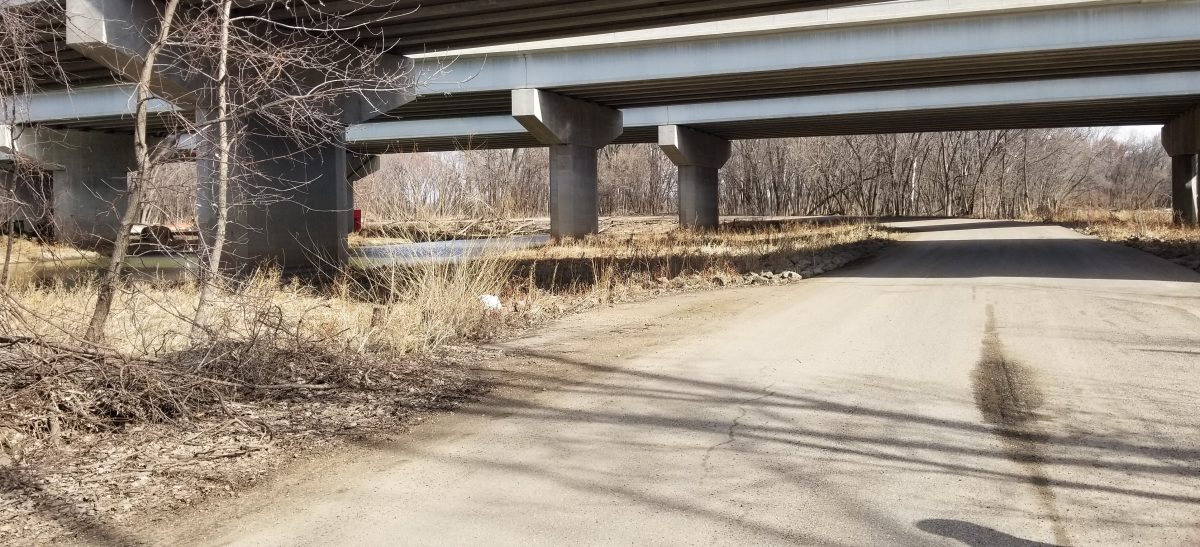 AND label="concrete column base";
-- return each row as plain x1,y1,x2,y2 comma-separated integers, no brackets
678,165,719,229
197,114,350,276
1172,154,1198,227
549,143,600,239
